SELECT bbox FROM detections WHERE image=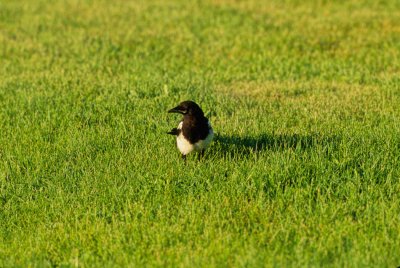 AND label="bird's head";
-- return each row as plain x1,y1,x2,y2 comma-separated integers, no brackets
168,100,204,117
